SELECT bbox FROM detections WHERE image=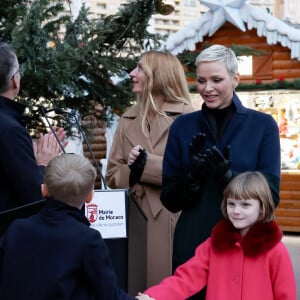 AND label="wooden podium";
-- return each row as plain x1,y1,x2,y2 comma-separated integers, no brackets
104,191,147,295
